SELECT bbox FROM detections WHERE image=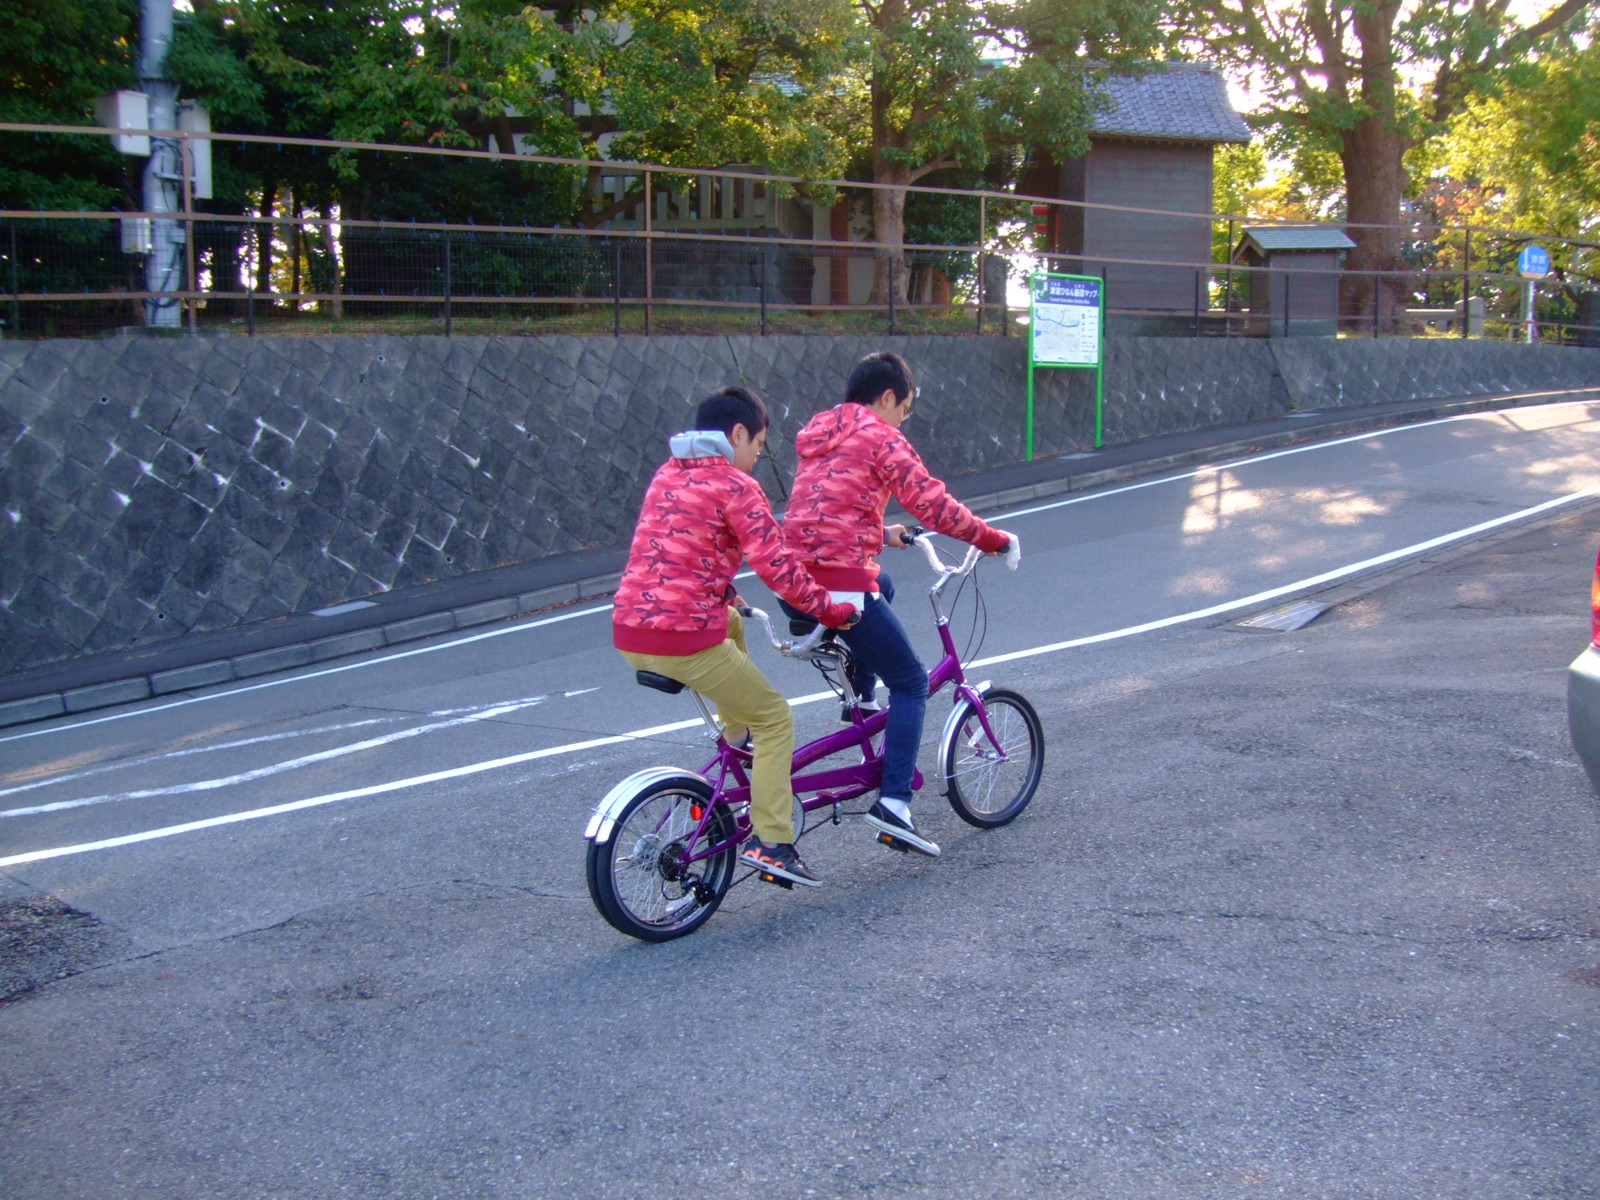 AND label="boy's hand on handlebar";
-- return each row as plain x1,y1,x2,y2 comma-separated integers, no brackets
823,601,860,630
885,523,915,548
990,530,1021,569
